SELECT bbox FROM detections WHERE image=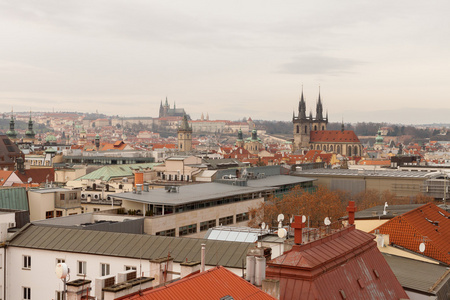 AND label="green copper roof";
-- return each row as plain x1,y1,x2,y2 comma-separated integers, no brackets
76,163,161,182
0,187,29,211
